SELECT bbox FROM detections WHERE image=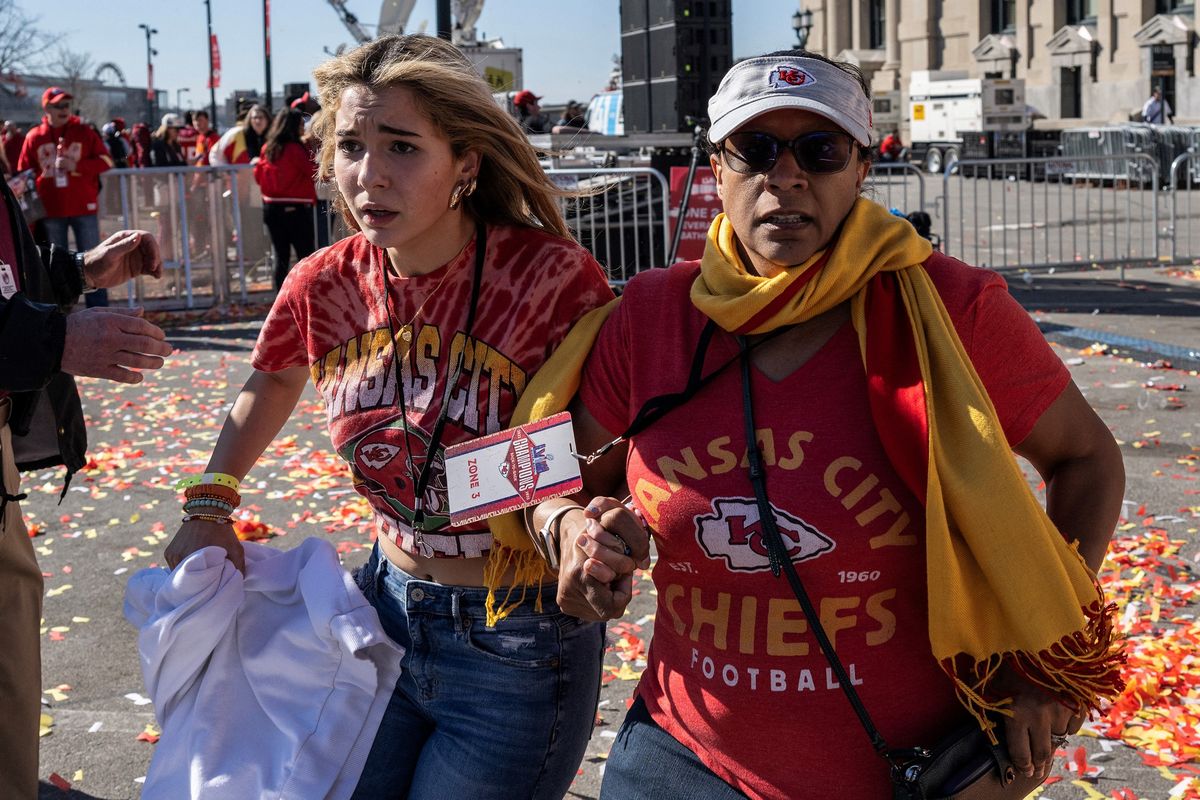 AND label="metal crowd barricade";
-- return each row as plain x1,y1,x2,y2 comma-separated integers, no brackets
1146,124,1194,187
942,153,1160,279
96,164,280,308
864,162,927,217
95,165,671,307
546,167,670,286
1167,151,1200,263
1059,127,1158,184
